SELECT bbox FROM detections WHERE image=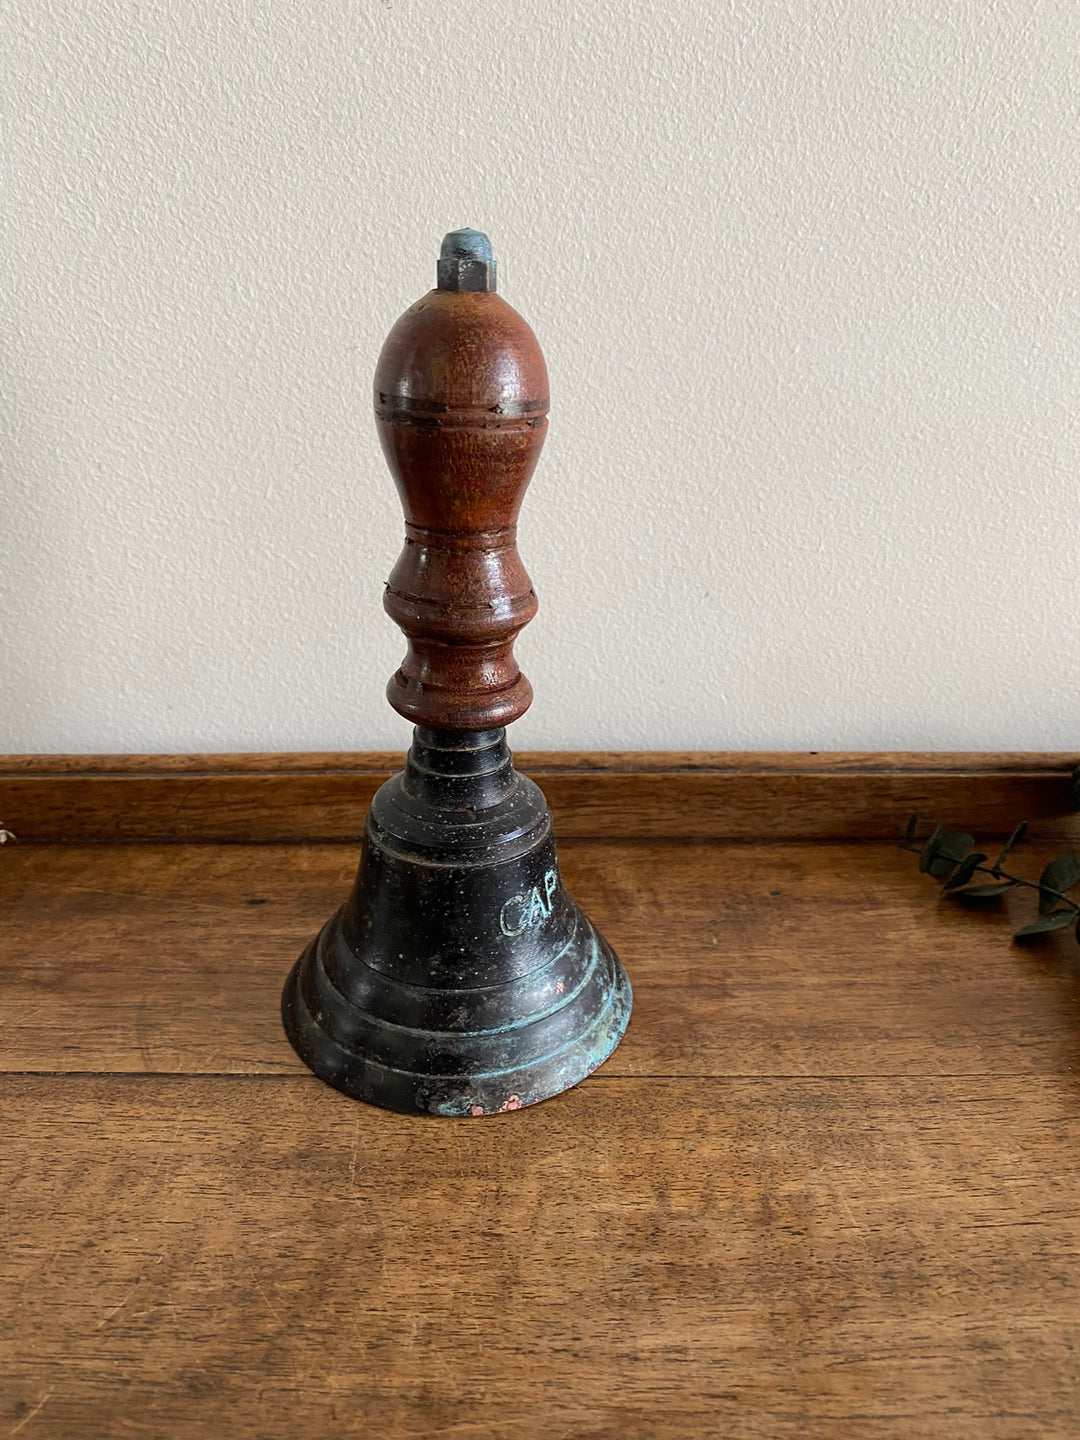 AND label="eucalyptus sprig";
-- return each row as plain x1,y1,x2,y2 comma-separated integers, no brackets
901,814,1080,942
